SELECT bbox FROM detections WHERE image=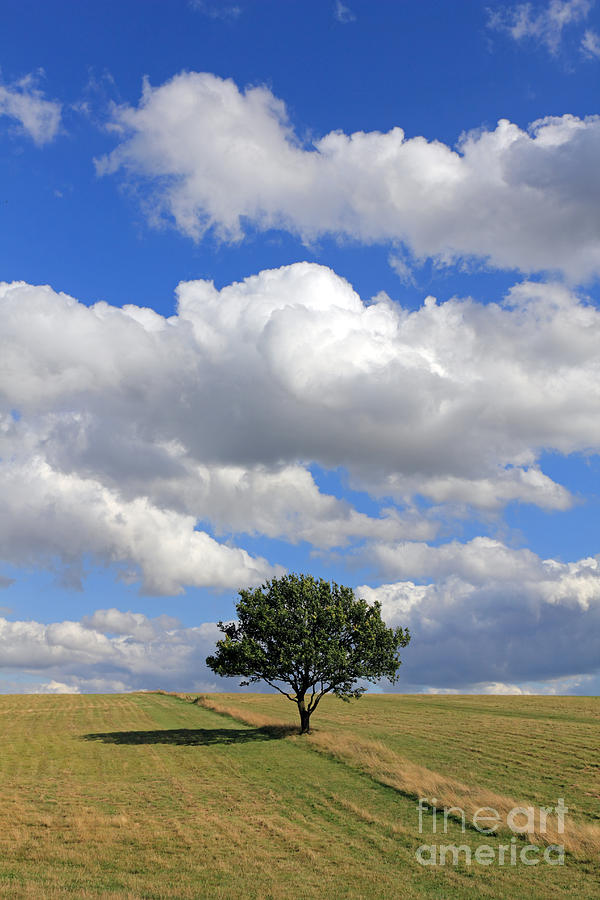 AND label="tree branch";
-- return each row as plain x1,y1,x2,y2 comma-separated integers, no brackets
306,682,336,713
261,678,296,701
